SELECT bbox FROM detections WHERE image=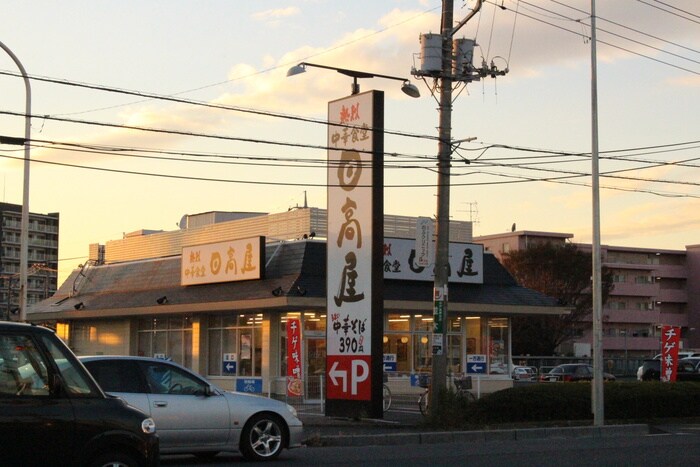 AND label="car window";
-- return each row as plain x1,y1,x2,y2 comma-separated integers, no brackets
83,360,144,393
140,361,208,395
0,334,49,397
39,335,97,397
